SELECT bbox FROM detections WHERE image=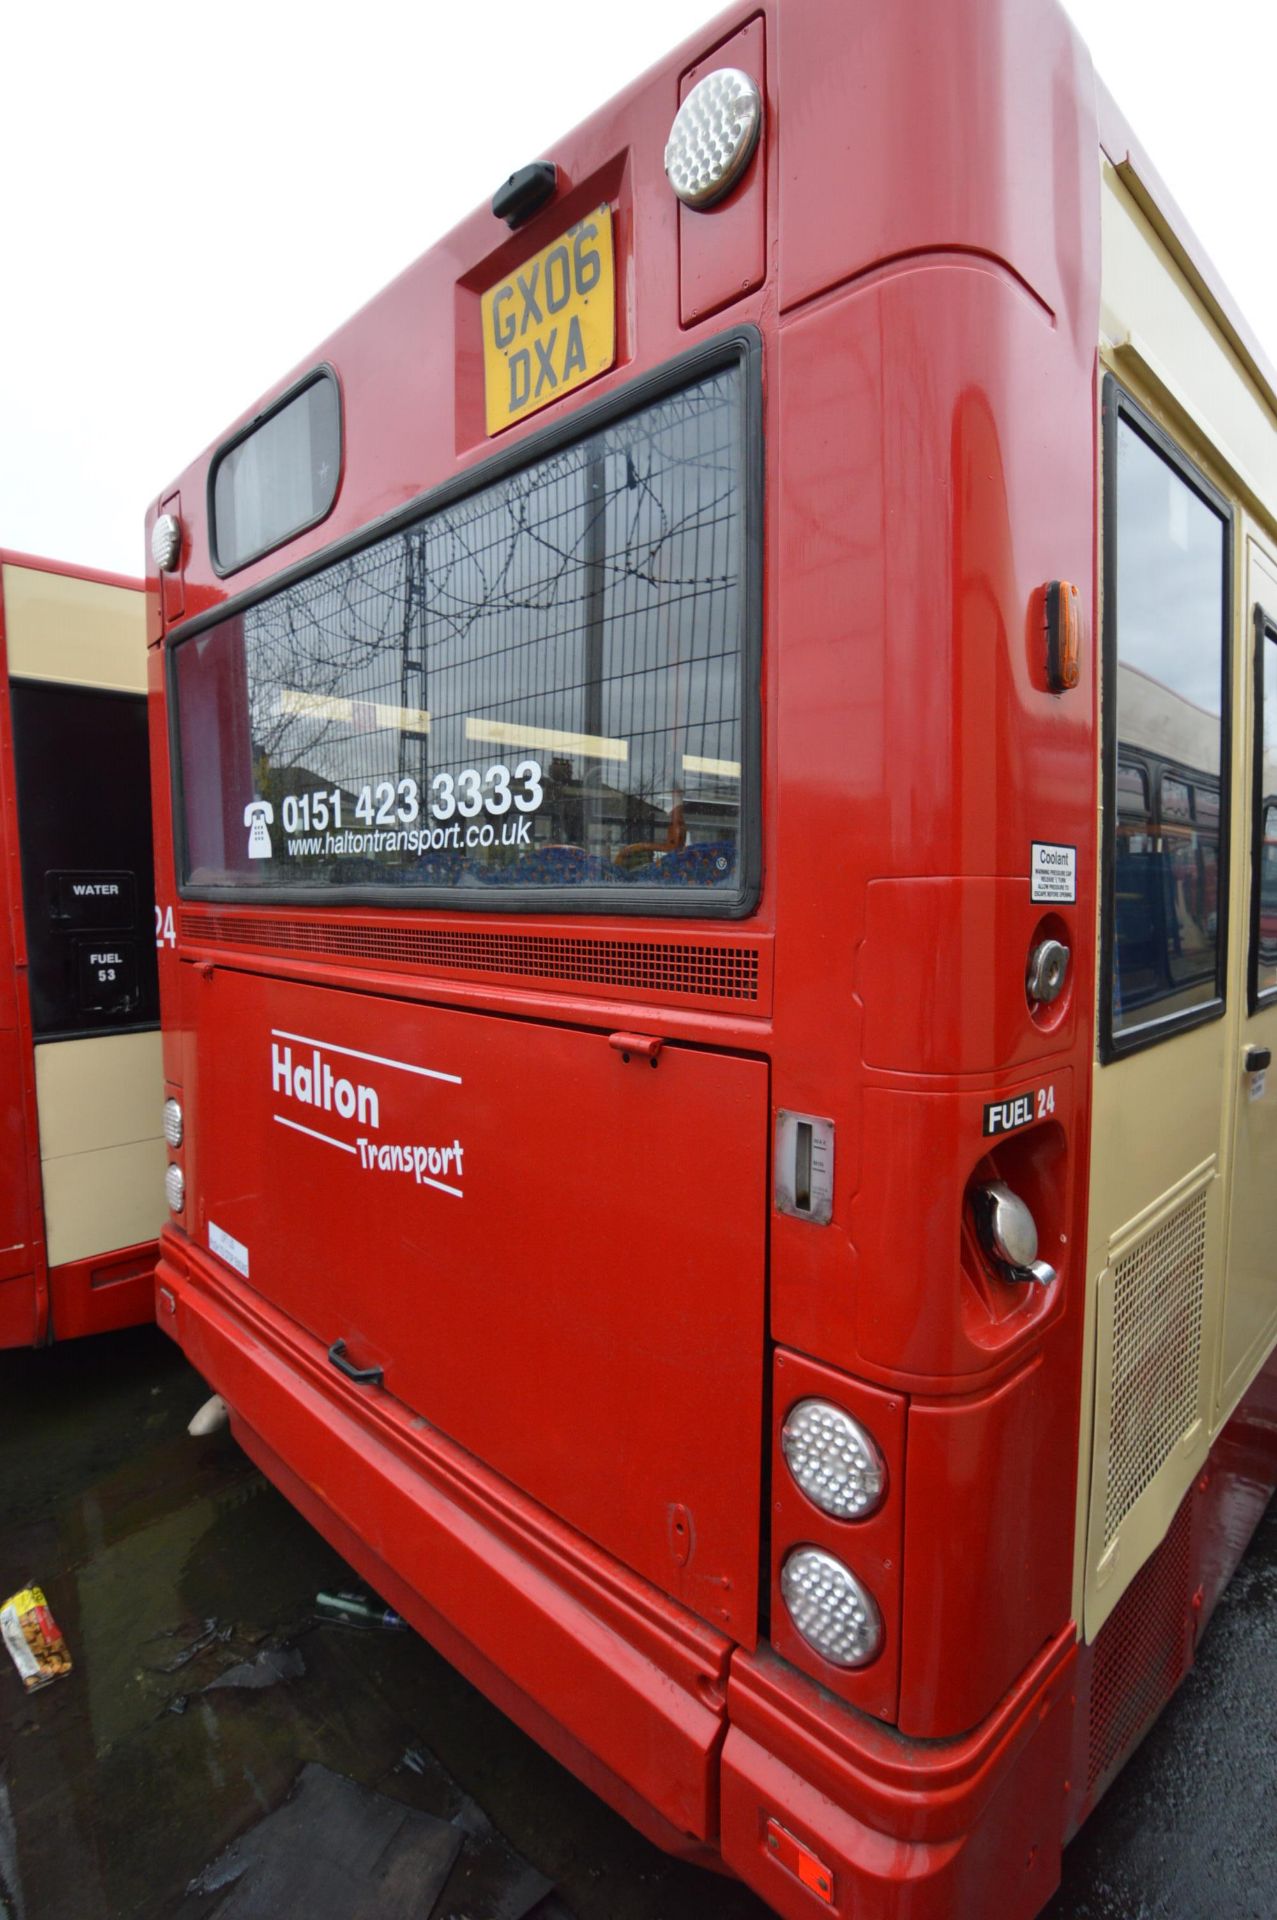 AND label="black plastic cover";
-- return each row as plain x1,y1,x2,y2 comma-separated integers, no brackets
491,162,557,229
